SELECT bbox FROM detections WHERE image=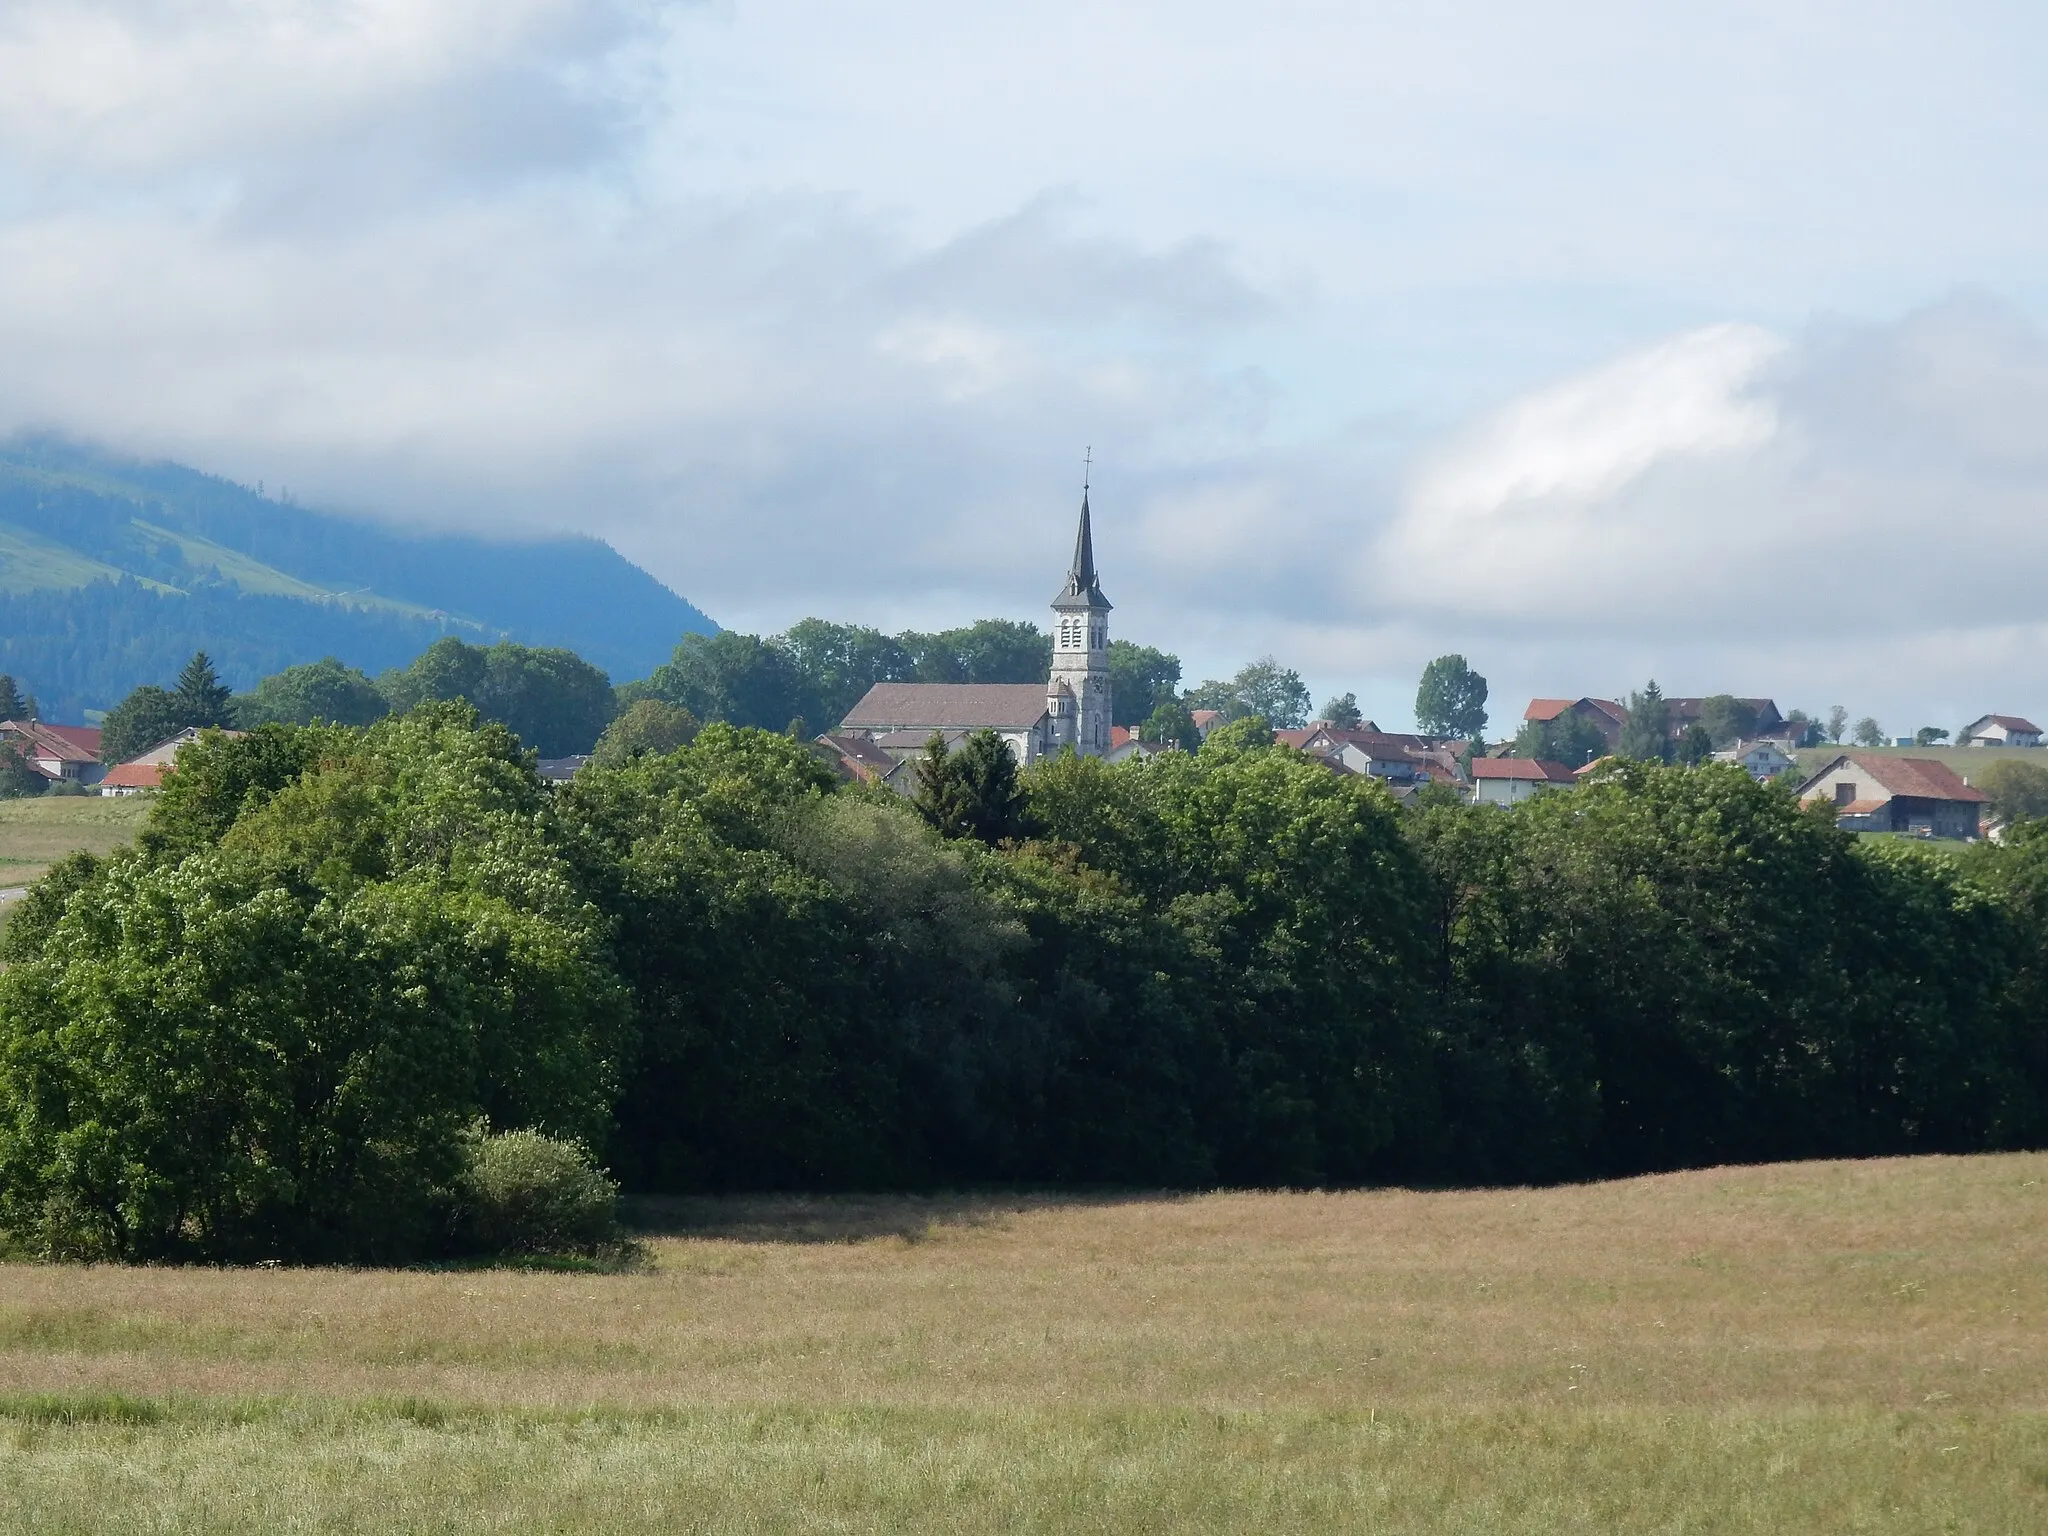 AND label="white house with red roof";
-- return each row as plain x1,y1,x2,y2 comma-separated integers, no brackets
1958,714,2042,748
1469,757,1577,806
